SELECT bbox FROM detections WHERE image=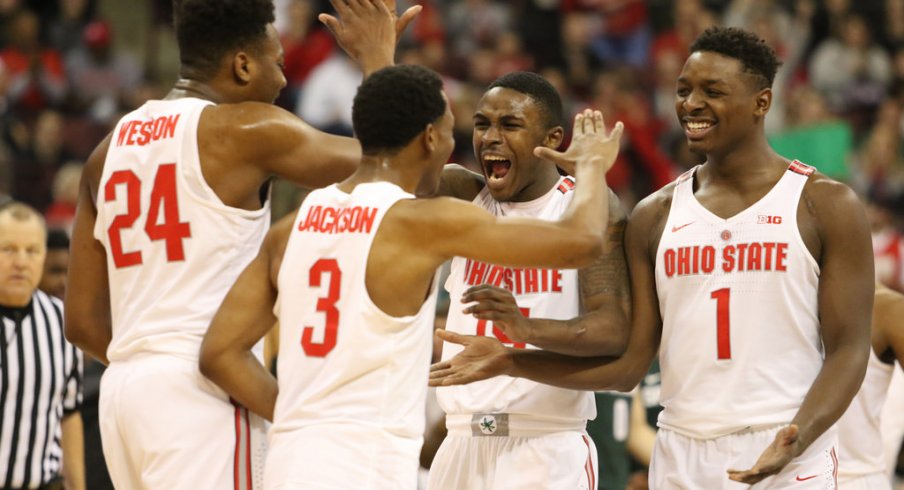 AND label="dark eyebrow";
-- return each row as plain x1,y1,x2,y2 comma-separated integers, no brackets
677,76,729,87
